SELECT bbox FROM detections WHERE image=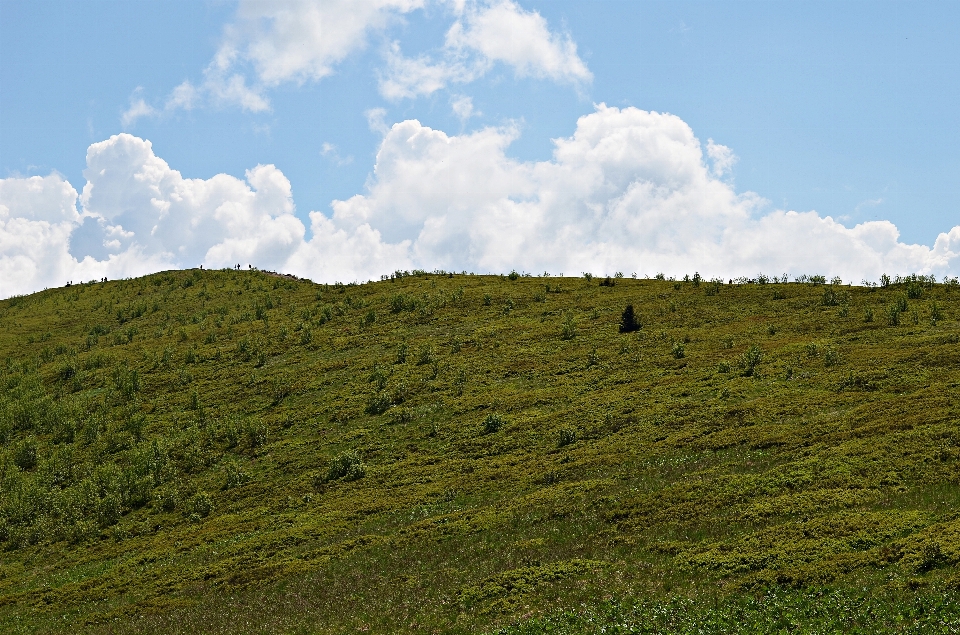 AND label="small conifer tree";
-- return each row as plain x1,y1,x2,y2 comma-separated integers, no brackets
619,304,640,333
